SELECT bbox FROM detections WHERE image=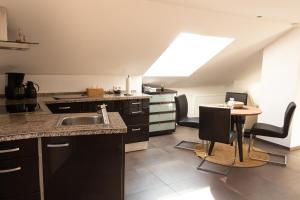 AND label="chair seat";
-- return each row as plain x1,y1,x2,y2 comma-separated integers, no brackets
178,117,199,128
250,123,284,138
